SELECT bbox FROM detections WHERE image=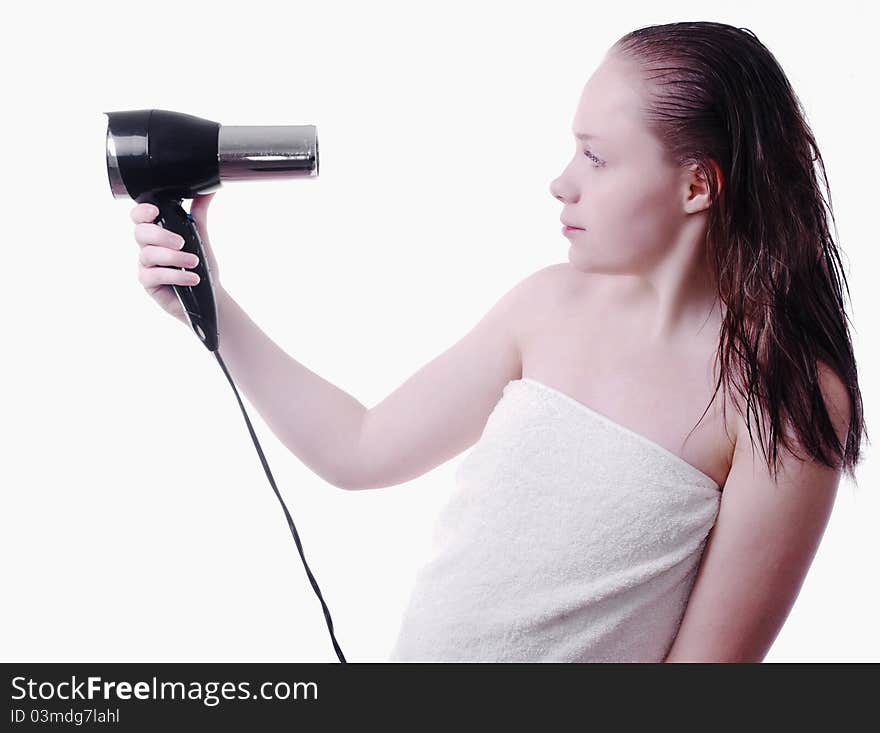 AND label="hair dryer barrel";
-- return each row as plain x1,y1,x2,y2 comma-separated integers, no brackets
103,110,319,200
219,125,319,181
